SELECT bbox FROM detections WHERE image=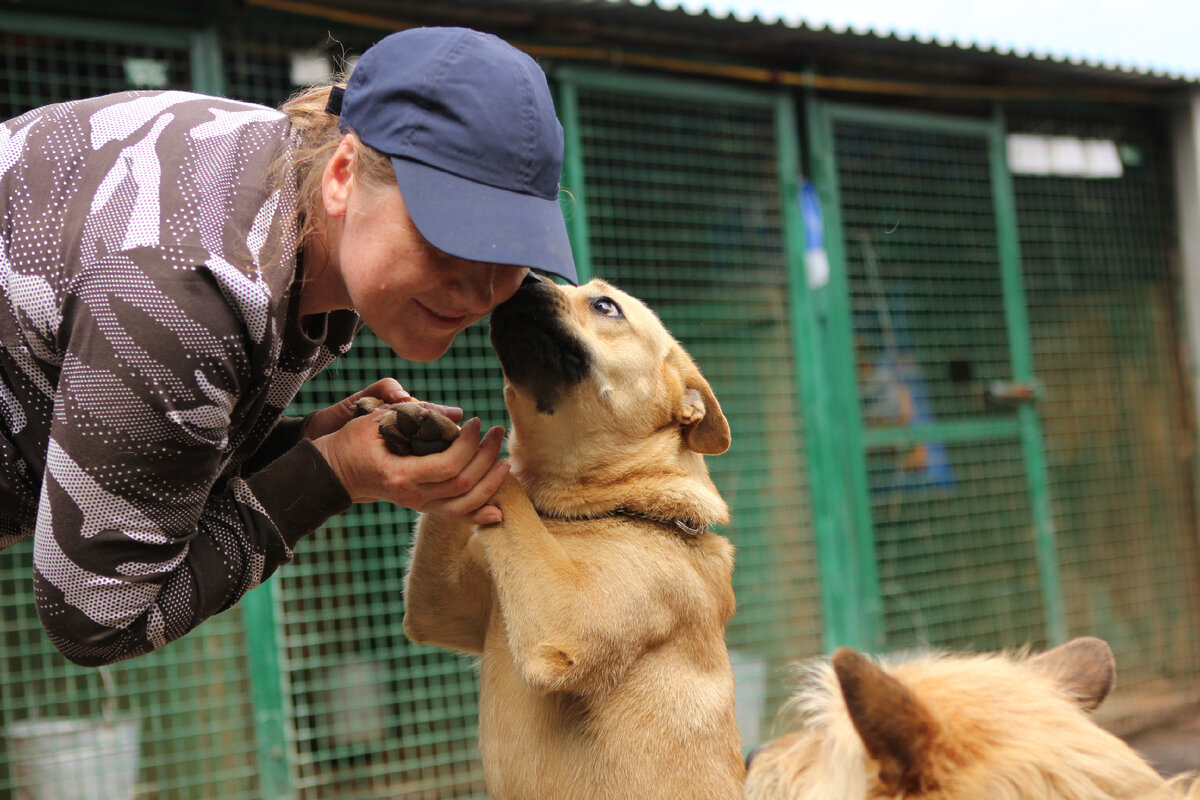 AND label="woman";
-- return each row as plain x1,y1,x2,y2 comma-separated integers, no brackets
0,27,575,666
